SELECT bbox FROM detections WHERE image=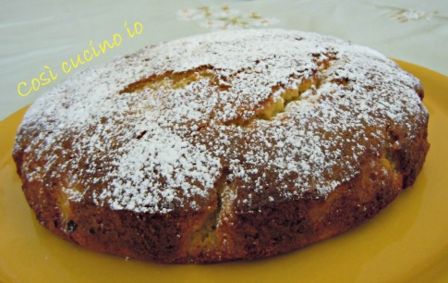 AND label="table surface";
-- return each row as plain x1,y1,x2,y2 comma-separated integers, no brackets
1,0,447,120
